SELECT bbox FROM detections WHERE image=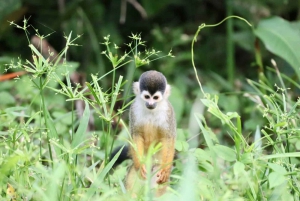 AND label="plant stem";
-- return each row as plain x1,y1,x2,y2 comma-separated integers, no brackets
71,100,74,142
226,0,235,86
40,77,53,164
